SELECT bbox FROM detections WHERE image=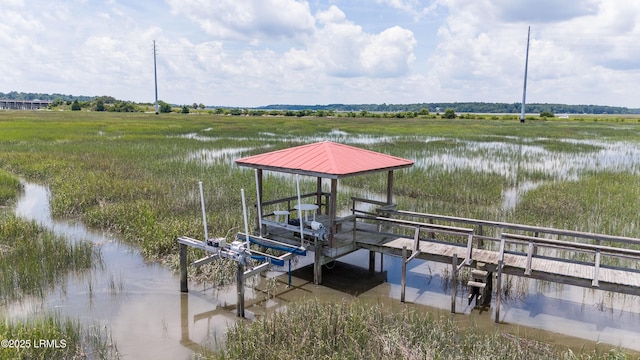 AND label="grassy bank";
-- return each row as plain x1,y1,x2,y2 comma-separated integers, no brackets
0,169,117,359
0,215,96,302
0,313,118,359
0,169,21,206
211,299,627,360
